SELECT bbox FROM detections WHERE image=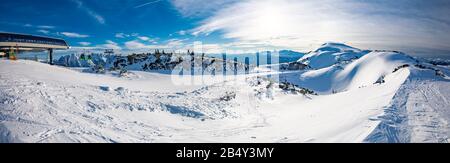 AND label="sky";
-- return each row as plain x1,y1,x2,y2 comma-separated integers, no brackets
1,0,450,58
